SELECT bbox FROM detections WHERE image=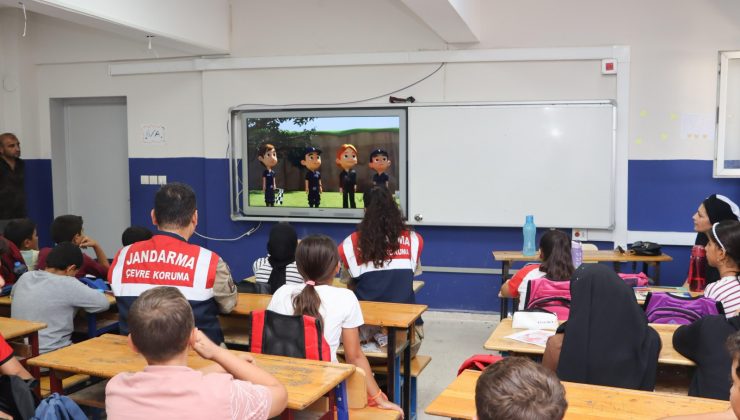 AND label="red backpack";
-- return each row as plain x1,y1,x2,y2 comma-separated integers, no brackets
250,310,331,361
524,278,571,320
457,354,503,375
0,236,26,285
